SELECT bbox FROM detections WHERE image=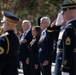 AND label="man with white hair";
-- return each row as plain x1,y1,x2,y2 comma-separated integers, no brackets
38,17,52,75
19,20,32,75
40,17,50,30
54,1,76,75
